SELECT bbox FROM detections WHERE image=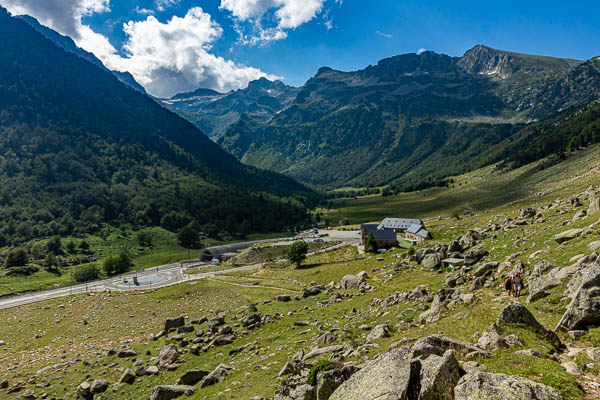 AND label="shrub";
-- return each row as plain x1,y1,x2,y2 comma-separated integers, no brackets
43,253,58,271
73,264,100,283
407,246,416,256
46,236,62,254
178,225,199,248
5,248,29,267
136,231,153,247
66,240,76,253
79,240,90,251
307,360,334,386
287,240,308,268
365,233,378,253
102,251,133,276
